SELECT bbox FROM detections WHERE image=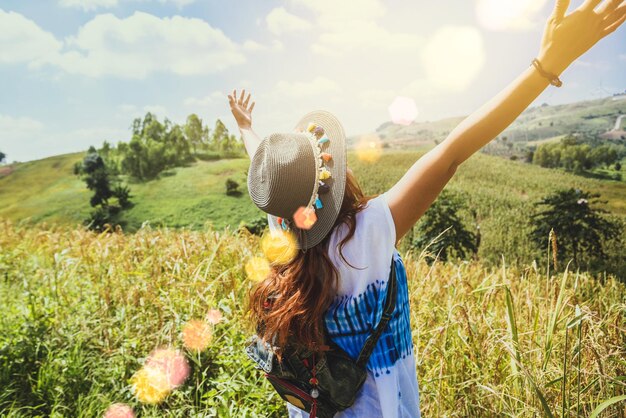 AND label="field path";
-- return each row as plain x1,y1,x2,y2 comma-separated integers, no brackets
612,114,625,131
